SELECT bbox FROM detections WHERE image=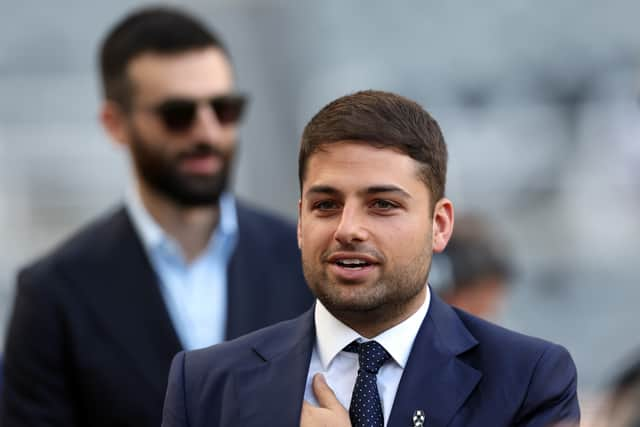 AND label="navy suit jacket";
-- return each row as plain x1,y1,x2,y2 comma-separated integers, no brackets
1,202,313,427
162,292,579,427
